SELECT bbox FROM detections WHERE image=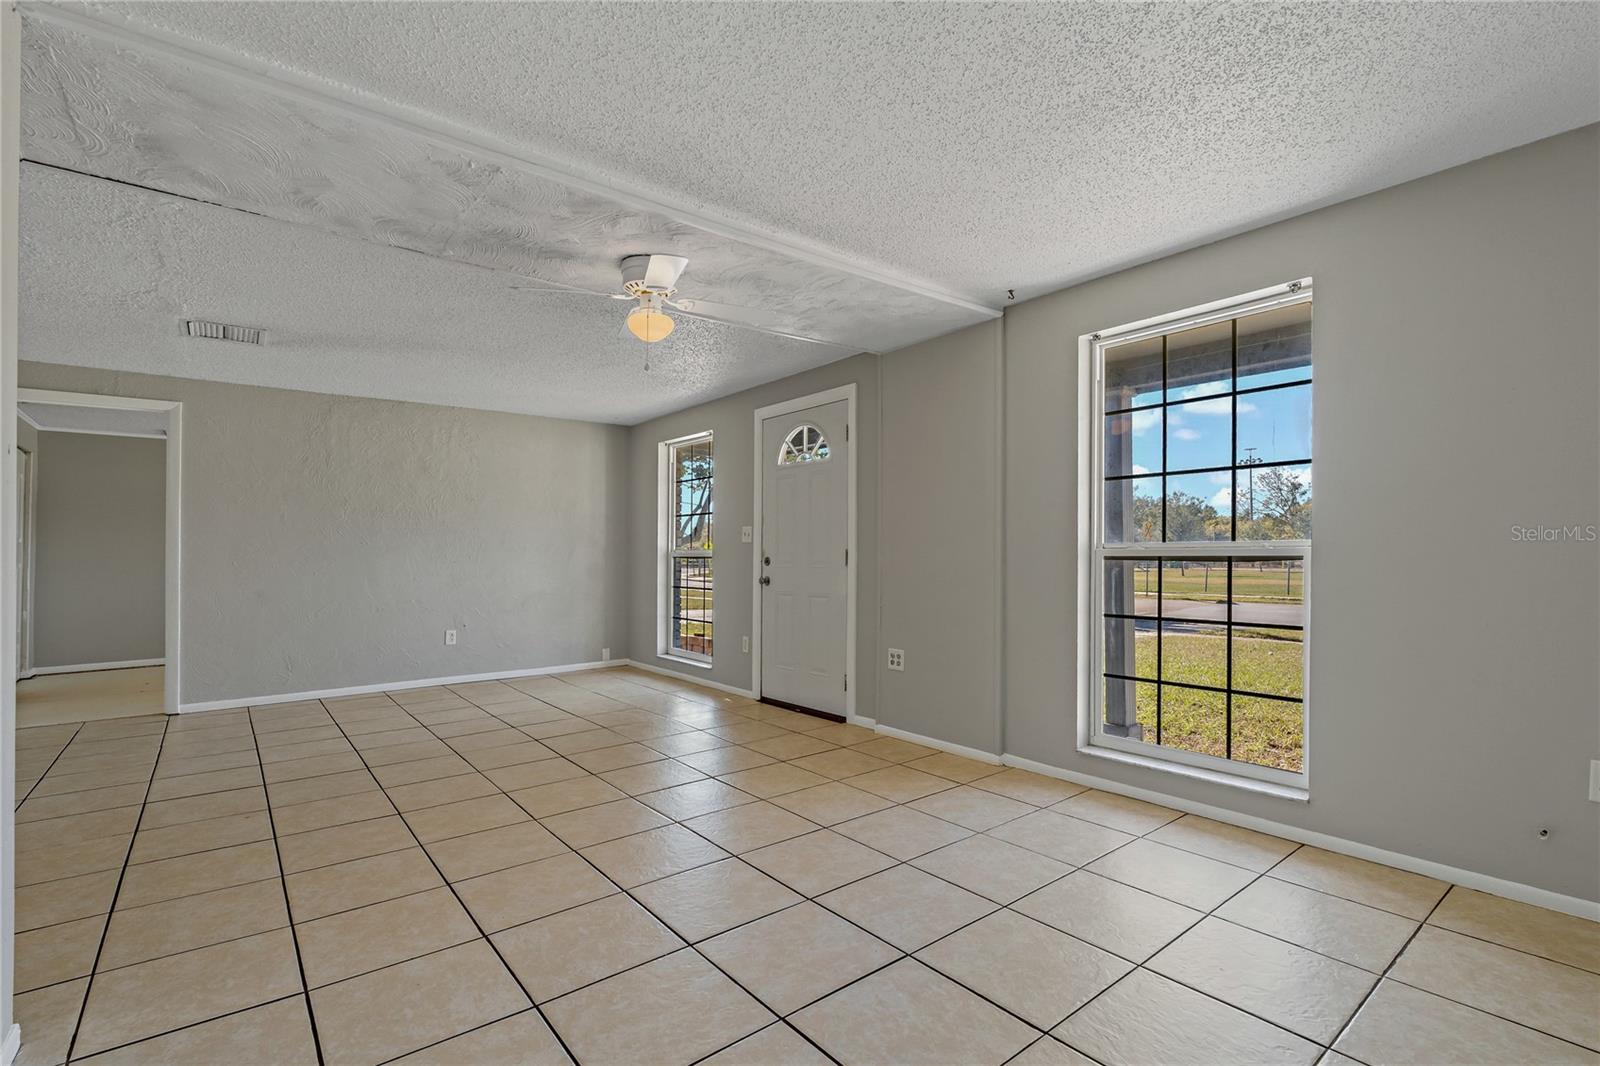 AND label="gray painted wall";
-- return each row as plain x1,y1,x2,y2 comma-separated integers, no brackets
877,321,1004,752
1005,125,1599,901
624,126,1599,903
32,430,164,667
17,363,632,704
626,352,880,721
